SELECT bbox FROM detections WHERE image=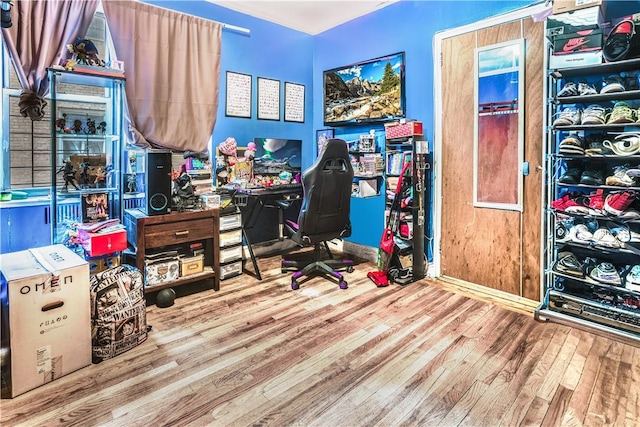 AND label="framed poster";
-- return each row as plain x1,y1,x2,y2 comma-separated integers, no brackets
473,39,525,211
257,77,280,121
284,82,305,123
315,128,335,157
225,71,252,118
